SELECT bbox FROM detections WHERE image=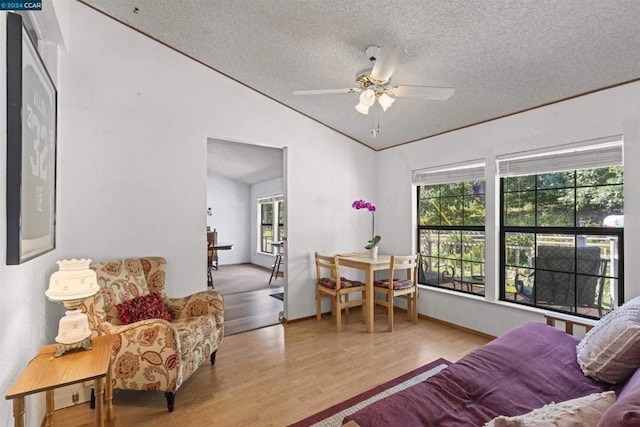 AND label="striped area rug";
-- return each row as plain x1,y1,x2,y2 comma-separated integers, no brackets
288,358,450,427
